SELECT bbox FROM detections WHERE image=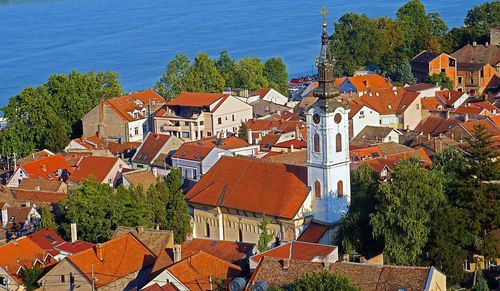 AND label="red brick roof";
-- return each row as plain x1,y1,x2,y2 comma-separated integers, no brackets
165,251,241,291
132,133,173,164
167,92,228,108
11,189,67,204
67,233,156,287
105,89,165,122
21,154,74,181
250,241,336,265
297,222,329,243
186,156,309,219
68,156,121,183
